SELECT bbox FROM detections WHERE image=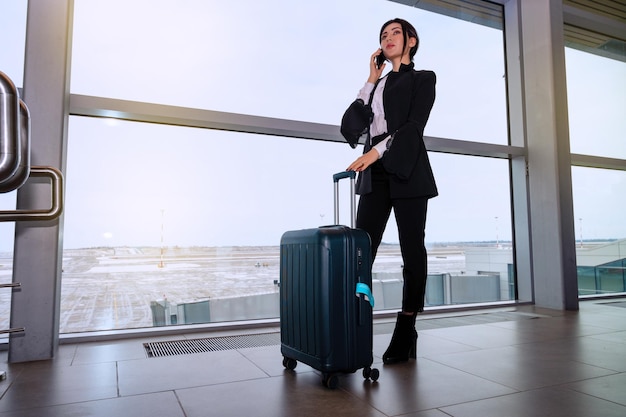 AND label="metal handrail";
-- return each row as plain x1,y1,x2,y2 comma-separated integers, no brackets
0,282,23,336
0,71,21,185
0,165,64,222
0,72,54,343
0,328,26,335
0,99,31,192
